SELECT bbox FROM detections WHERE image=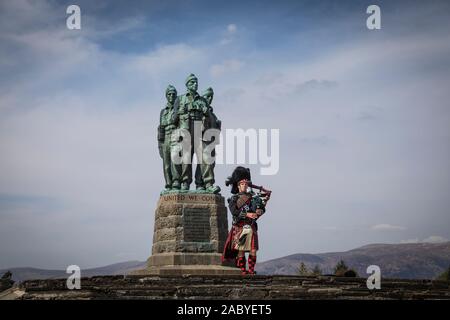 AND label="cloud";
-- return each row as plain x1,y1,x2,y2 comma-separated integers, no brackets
321,226,338,231
401,236,449,244
371,224,407,231
127,43,204,75
357,111,377,121
218,87,245,104
253,72,284,86
400,238,420,244
84,15,147,40
220,23,237,45
423,236,449,243
294,79,338,94
227,24,237,34
0,193,61,217
210,59,245,78
298,136,337,147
